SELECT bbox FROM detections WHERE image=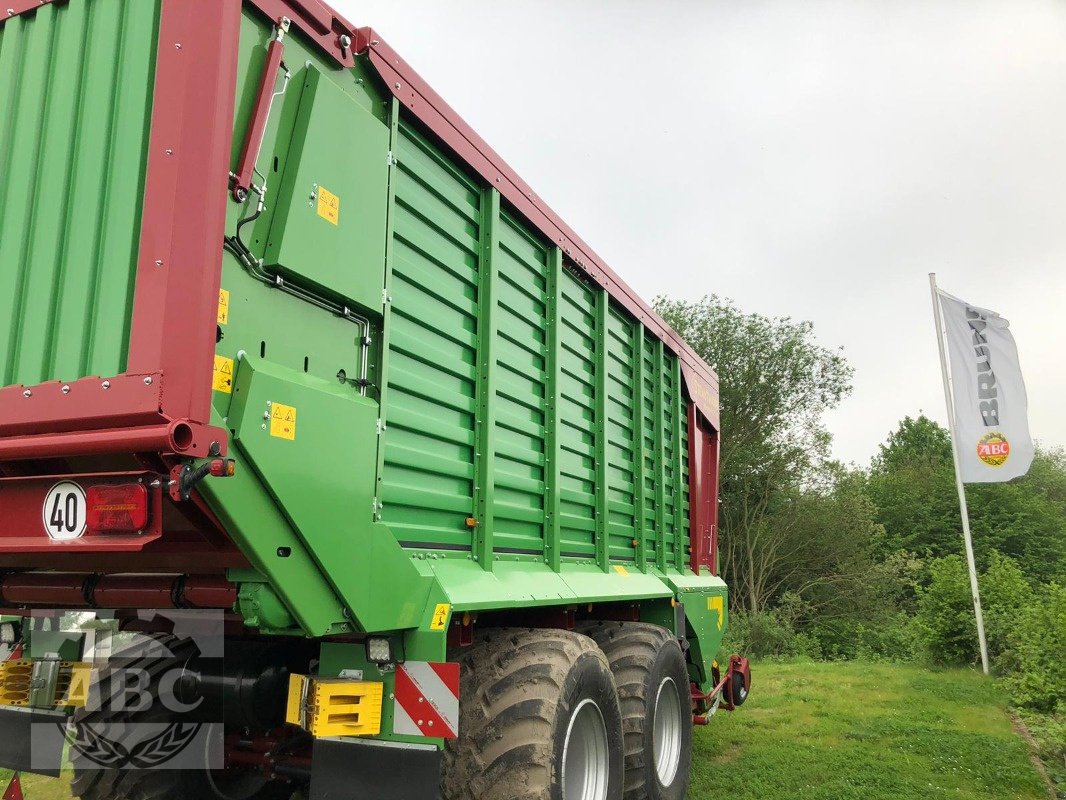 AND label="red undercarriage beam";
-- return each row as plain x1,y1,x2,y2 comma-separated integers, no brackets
0,574,237,609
